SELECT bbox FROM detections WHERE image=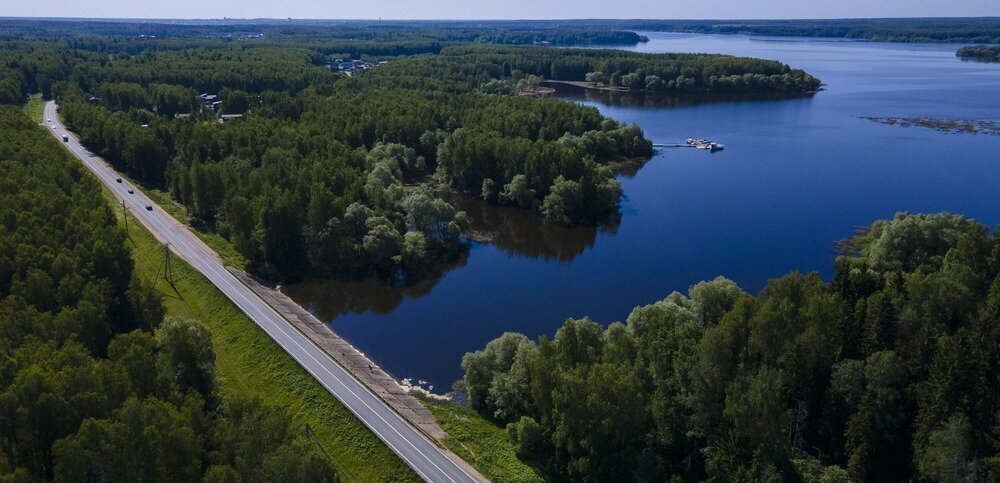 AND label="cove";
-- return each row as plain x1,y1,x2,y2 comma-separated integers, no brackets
283,32,1000,391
